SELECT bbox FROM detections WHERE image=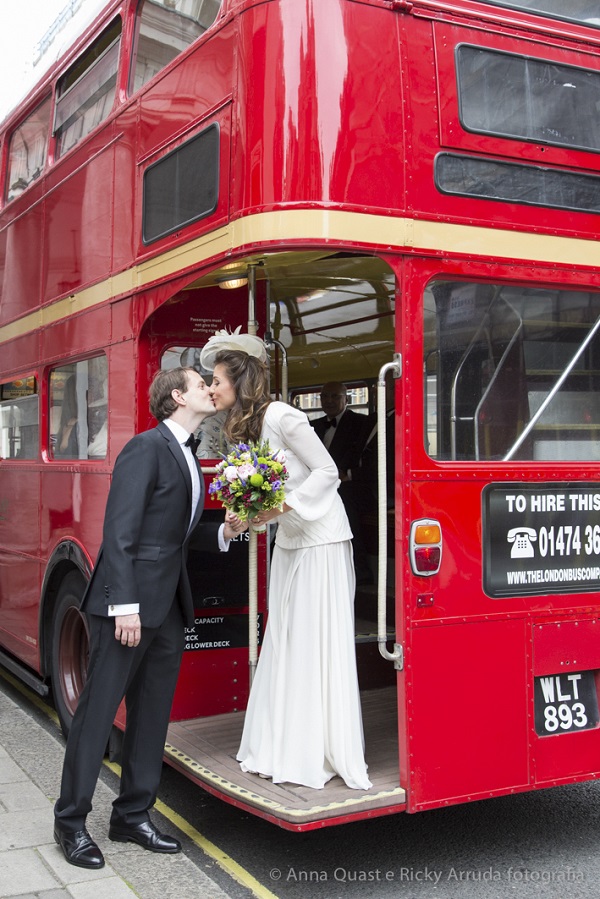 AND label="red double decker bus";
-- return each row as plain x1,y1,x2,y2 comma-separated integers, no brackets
2,0,600,830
